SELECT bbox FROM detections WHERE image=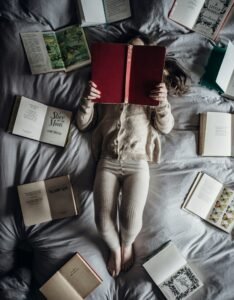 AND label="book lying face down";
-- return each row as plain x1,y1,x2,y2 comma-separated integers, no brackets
91,43,166,106
143,242,203,300
17,175,78,226
40,253,102,300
